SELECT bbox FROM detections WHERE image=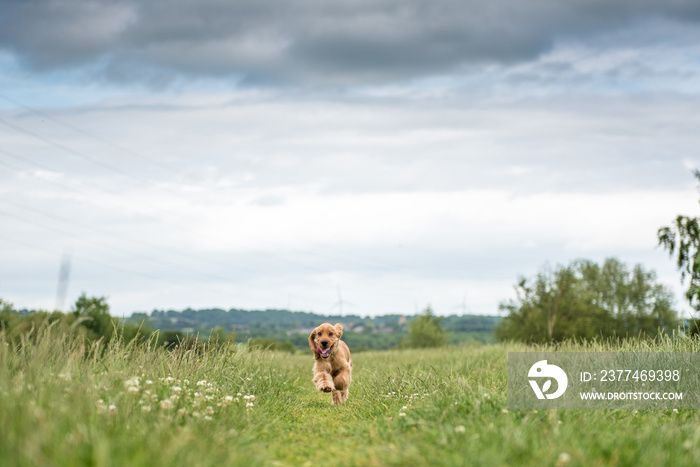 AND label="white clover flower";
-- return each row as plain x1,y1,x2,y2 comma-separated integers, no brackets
124,377,140,393
204,415,213,421
246,402,254,408
197,380,207,387
145,380,153,385
141,405,151,413
402,406,408,410
455,425,466,433
164,377,175,383
160,399,174,410
178,408,188,415
205,406,214,415
233,397,240,403
398,412,406,417
224,396,233,403
172,386,182,393
108,404,117,414
557,452,571,465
